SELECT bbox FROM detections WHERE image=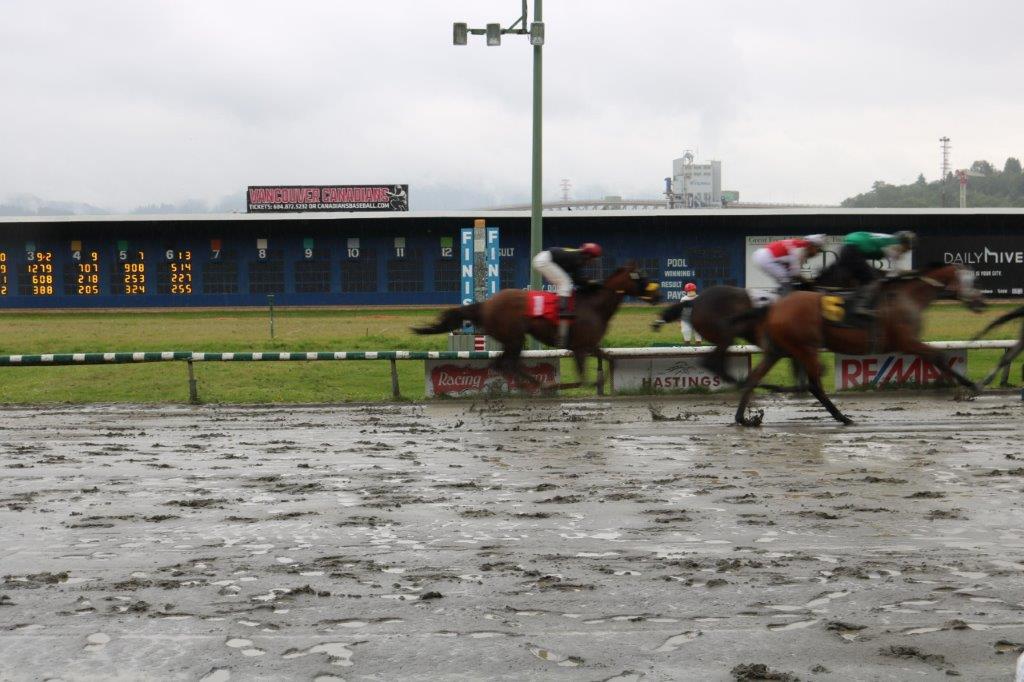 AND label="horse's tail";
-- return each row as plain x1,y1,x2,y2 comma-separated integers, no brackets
412,303,484,335
658,299,693,324
971,305,1024,341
